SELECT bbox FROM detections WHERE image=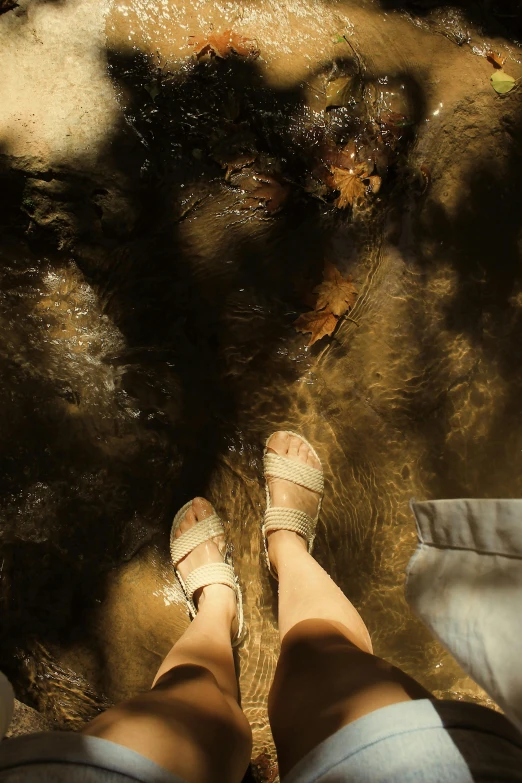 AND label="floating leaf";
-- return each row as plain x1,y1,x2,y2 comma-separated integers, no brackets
239,173,290,213
188,30,259,59
420,164,431,190
333,34,346,44
491,69,516,94
325,76,354,109
313,261,357,317
294,261,358,345
380,111,413,136
223,154,256,181
487,51,505,69
368,175,382,194
294,309,339,346
251,753,278,783
144,82,160,100
319,141,357,172
330,164,368,208
254,181,290,213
